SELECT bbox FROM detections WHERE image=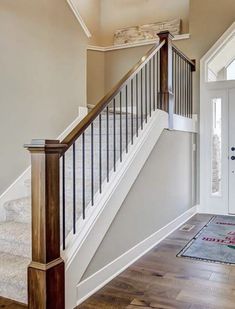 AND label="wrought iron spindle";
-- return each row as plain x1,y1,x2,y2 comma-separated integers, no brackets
72,143,76,233
62,154,66,250
131,79,134,144
106,106,109,182
82,132,85,219
125,85,128,153
136,74,139,137
153,54,156,111
113,98,116,171
145,64,148,122
120,91,123,162
91,123,94,205
99,114,102,193
141,69,143,129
